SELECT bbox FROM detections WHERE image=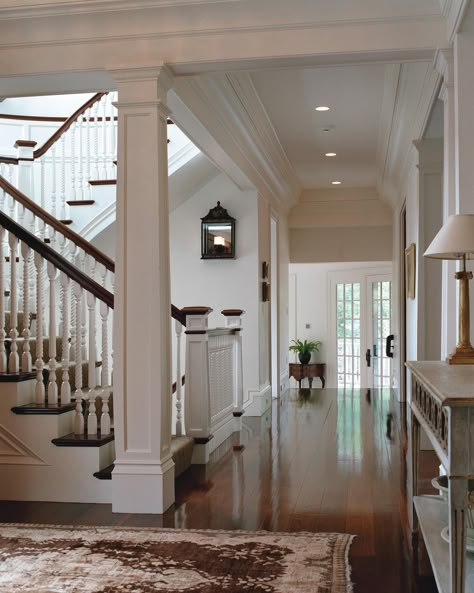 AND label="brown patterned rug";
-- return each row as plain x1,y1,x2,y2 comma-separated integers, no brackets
0,523,354,593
